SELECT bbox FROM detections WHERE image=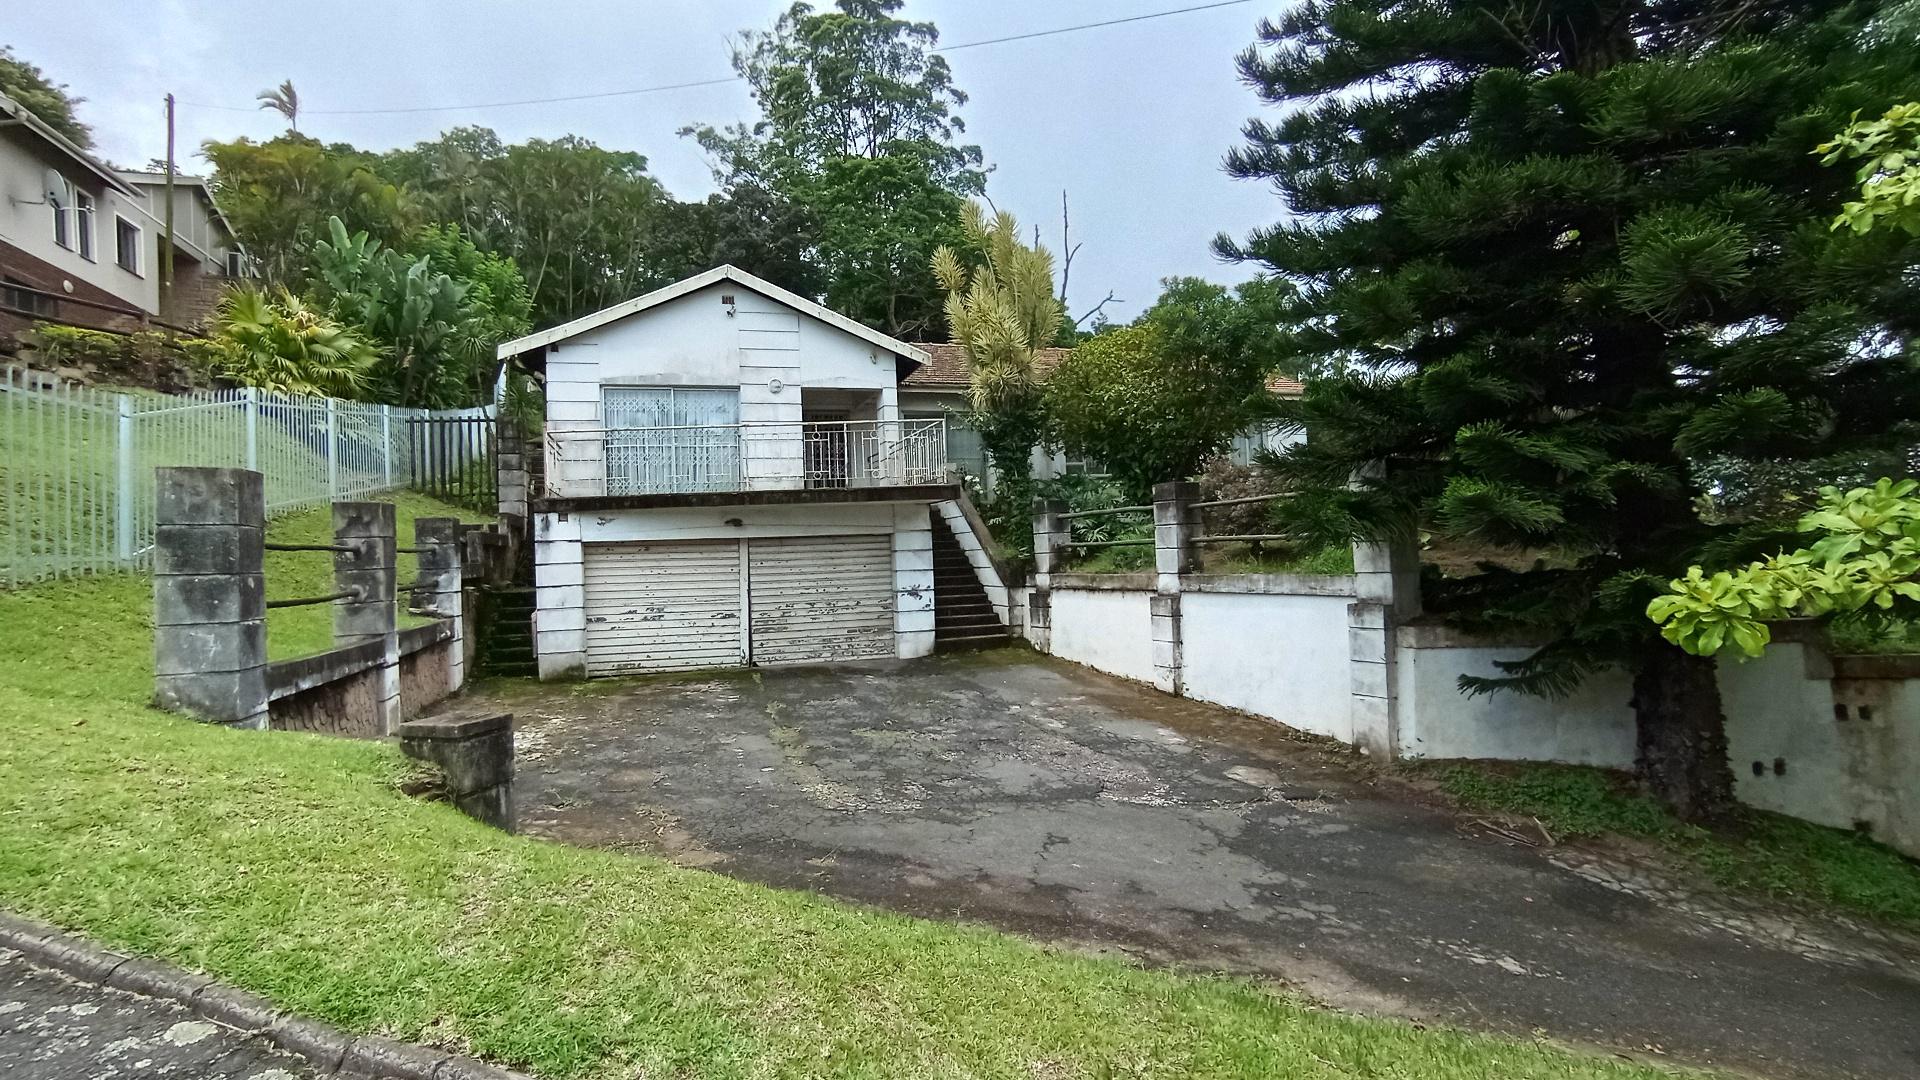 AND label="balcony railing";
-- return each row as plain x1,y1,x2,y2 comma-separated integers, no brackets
542,418,950,498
